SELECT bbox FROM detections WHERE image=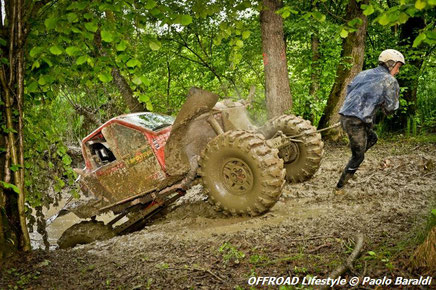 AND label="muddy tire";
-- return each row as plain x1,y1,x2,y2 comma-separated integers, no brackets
259,115,323,183
199,130,285,216
58,220,115,249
